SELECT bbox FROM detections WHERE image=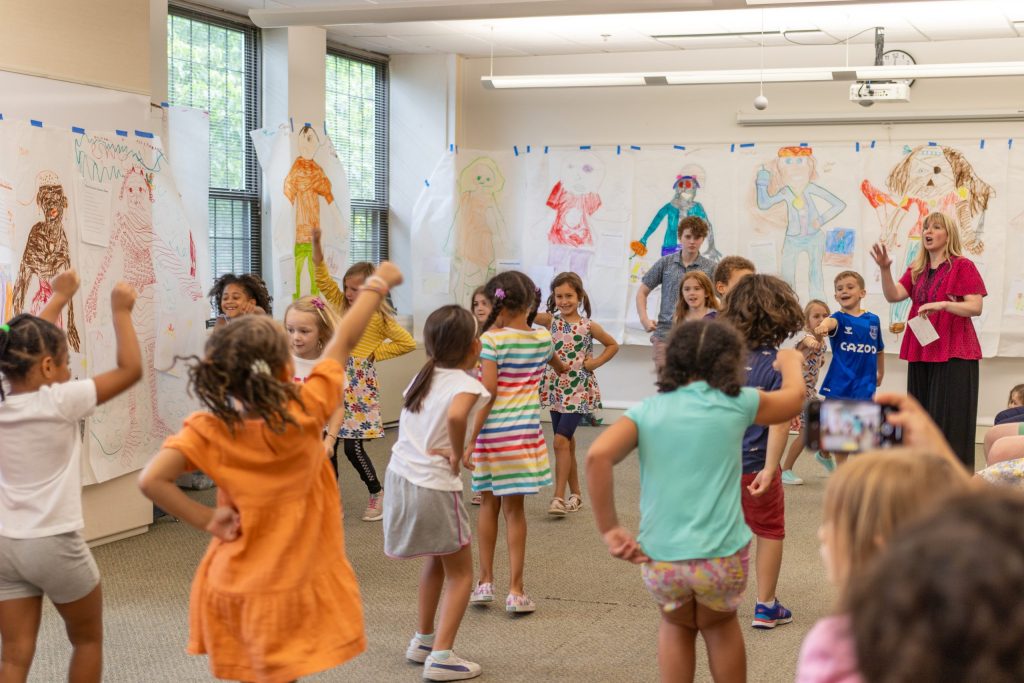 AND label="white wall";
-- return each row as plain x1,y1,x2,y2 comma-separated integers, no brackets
387,36,1024,425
